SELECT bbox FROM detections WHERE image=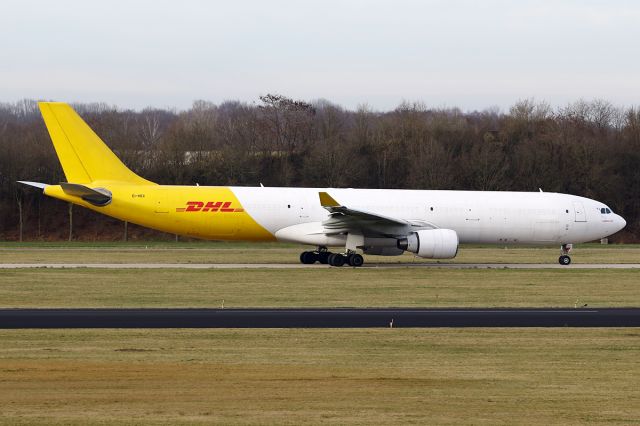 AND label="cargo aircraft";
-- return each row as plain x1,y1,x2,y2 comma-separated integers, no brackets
20,102,626,267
